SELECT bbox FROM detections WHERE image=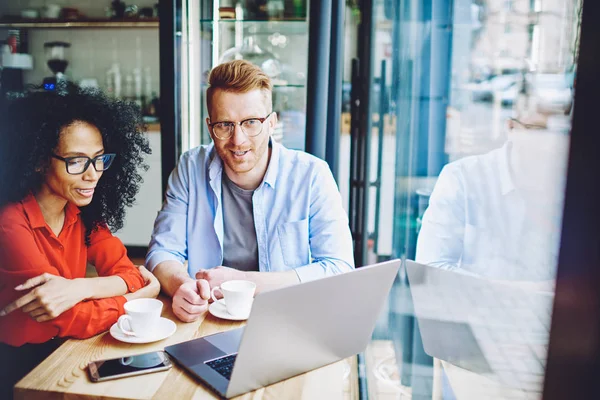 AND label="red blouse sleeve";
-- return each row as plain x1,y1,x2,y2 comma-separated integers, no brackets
0,216,140,345
87,224,145,293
